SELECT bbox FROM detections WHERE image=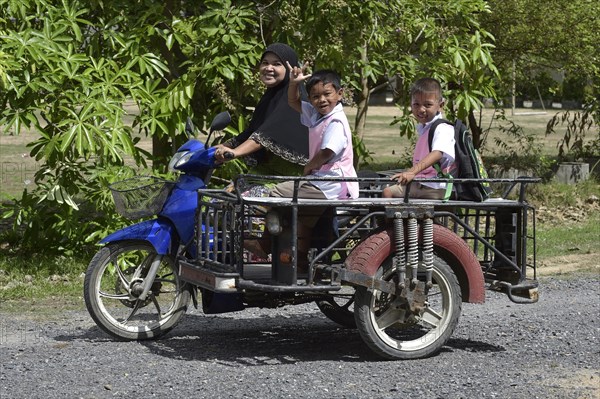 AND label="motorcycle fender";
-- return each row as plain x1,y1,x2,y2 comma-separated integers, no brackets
99,219,175,255
345,224,485,303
